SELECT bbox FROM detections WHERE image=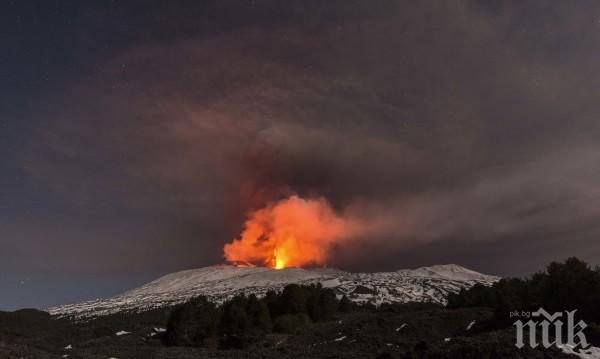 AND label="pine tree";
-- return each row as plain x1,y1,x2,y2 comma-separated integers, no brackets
339,295,353,312
220,295,250,336
246,294,272,334
164,296,221,347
